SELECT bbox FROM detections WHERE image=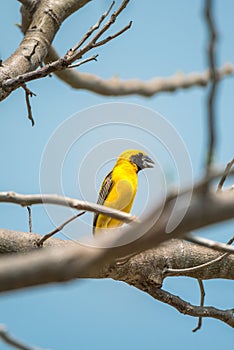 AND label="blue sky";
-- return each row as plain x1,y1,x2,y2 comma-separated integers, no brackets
0,1,234,349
